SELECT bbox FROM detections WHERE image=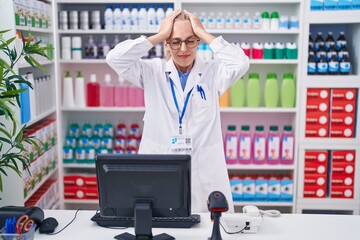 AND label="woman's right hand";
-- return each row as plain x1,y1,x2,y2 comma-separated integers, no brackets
148,9,181,45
